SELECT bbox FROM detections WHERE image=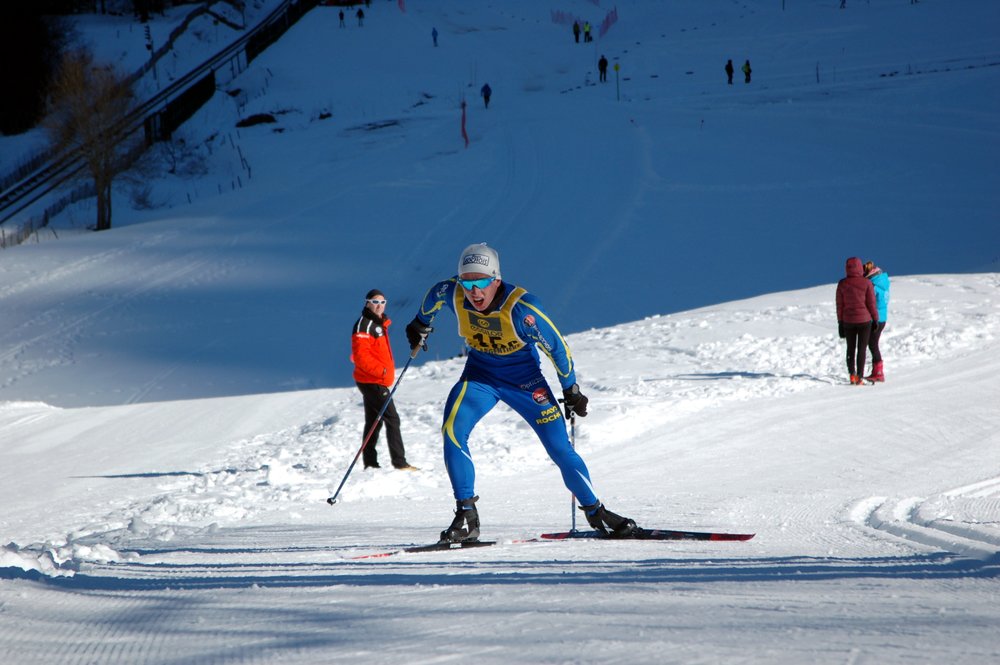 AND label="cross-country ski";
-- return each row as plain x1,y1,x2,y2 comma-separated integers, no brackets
541,528,755,542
